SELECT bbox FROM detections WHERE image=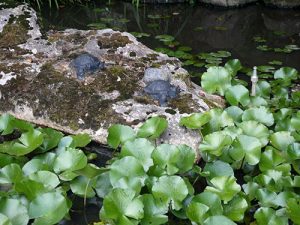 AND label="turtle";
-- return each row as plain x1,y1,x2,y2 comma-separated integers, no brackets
144,80,180,106
70,53,105,80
